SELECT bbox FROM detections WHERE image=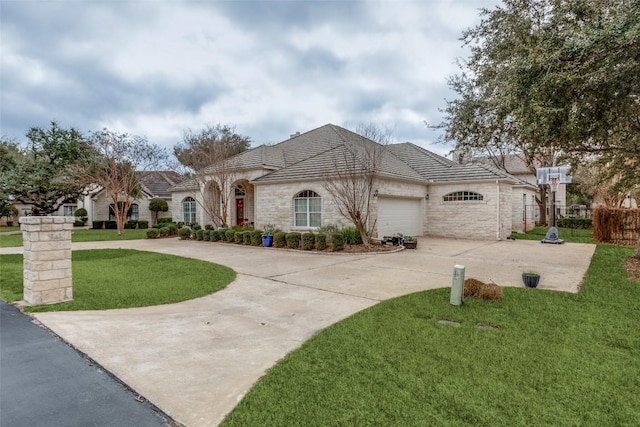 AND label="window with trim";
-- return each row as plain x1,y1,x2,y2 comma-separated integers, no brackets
182,197,197,223
443,191,484,202
63,205,77,217
294,190,321,227
109,203,139,221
